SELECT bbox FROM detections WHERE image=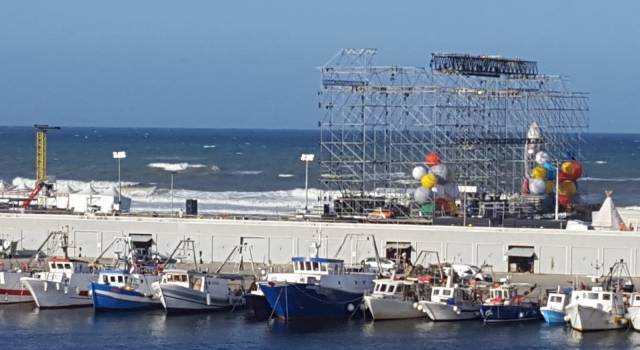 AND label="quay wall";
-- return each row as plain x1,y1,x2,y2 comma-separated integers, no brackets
1,213,639,276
